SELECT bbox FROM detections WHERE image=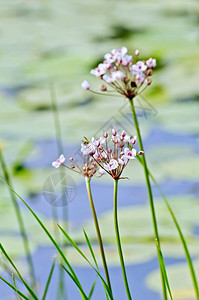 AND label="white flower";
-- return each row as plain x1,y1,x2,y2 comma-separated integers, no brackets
81,80,90,90
130,61,147,74
112,71,124,80
99,167,106,175
90,63,109,77
123,135,136,144
52,154,65,168
104,53,116,64
91,137,105,147
136,73,145,85
112,47,128,60
123,148,137,159
104,159,119,171
118,158,125,165
93,151,100,160
101,151,108,159
120,156,128,165
81,143,95,155
103,74,116,83
146,58,156,68
122,55,133,66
